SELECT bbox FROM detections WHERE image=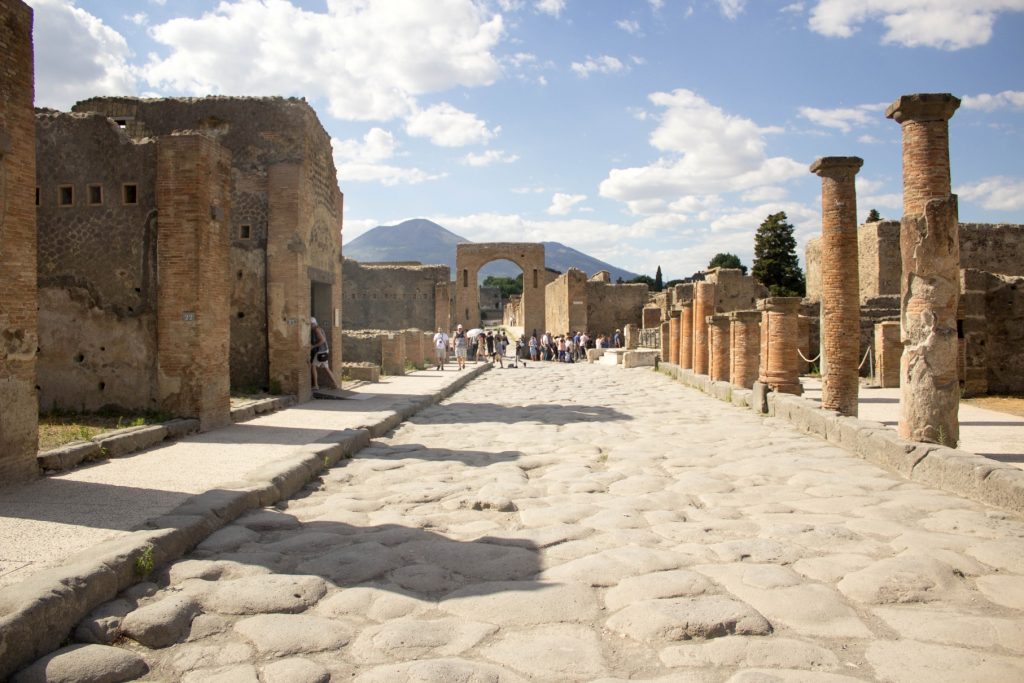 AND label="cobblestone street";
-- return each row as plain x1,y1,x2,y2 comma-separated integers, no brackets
63,363,1024,681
